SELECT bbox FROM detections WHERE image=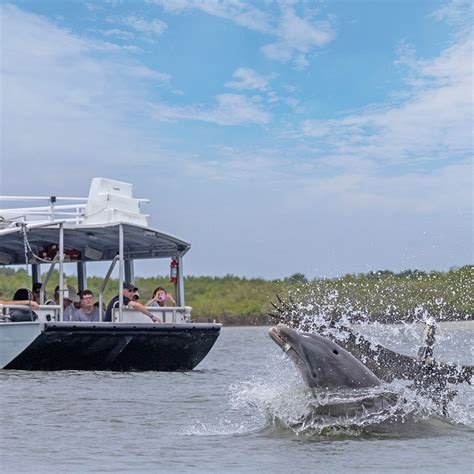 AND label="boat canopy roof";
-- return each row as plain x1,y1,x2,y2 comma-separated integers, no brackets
0,221,191,265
